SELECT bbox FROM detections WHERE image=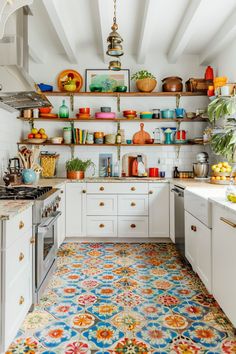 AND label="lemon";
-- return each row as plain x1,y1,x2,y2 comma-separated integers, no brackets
215,176,221,180
230,196,236,203
221,167,226,173
223,162,229,167
211,165,217,171
218,163,223,168
215,168,220,173
221,176,226,180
